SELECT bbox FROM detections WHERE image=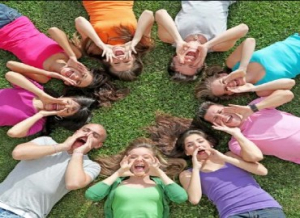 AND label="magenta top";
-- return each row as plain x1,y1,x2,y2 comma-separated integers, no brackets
199,163,281,218
0,81,46,136
229,97,300,164
0,16,64,69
